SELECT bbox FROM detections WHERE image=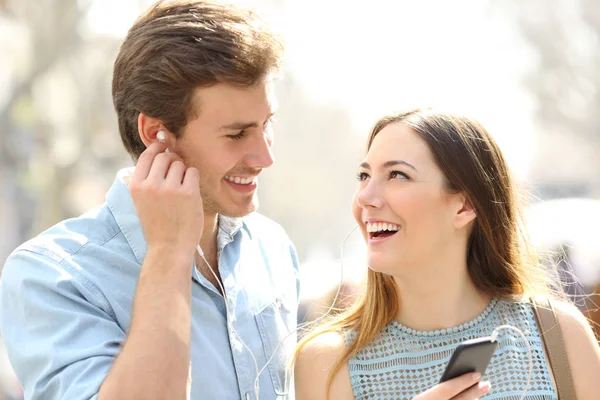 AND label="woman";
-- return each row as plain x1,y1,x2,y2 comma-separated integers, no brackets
294,109,600,399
